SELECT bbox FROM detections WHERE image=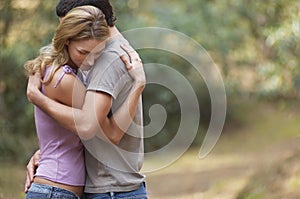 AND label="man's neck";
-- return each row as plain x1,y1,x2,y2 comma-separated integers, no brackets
109,26,120,37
